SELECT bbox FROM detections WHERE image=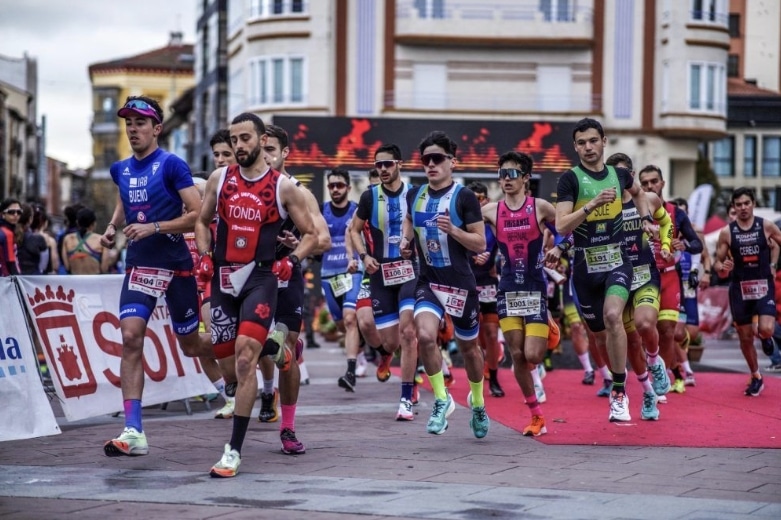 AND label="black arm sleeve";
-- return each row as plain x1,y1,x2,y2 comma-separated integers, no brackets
677,211,703,254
